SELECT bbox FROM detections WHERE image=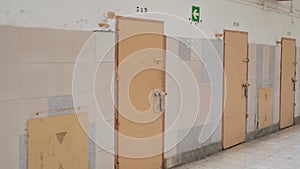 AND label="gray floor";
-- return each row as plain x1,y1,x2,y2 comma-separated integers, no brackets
175,124,300,169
